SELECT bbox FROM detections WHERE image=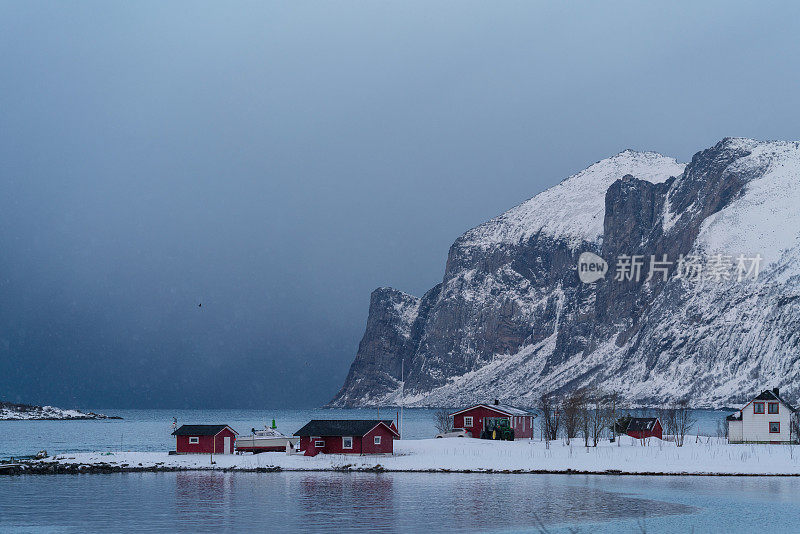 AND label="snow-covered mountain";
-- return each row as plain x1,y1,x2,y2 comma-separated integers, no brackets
329,138,800,408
